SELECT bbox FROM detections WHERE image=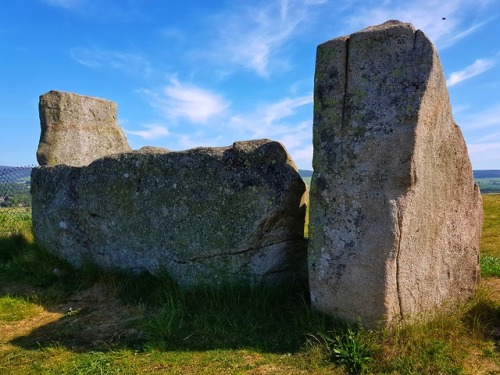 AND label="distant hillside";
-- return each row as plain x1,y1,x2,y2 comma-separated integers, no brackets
298,170,313,177
473,170,500,178
300,169,500,193
300,169,500,178
0,166,33,180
